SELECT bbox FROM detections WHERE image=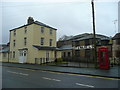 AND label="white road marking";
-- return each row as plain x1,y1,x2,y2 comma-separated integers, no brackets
42,77,61,82
19,72,29,76
76,83,94,88
52,79,61,82
42,77,52,80
7,71,29,76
